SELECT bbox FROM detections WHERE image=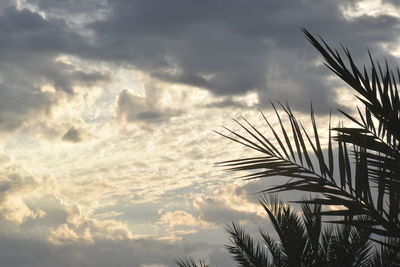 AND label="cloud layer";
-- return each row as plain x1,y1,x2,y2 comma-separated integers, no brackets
0,0,399,266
